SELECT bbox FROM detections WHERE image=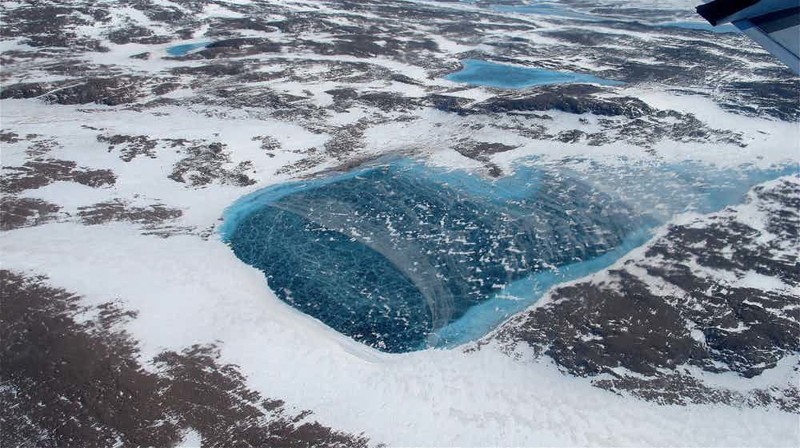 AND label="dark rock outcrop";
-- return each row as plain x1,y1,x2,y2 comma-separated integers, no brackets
492,177,800,408
0,270,372,447
1,159,116,194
